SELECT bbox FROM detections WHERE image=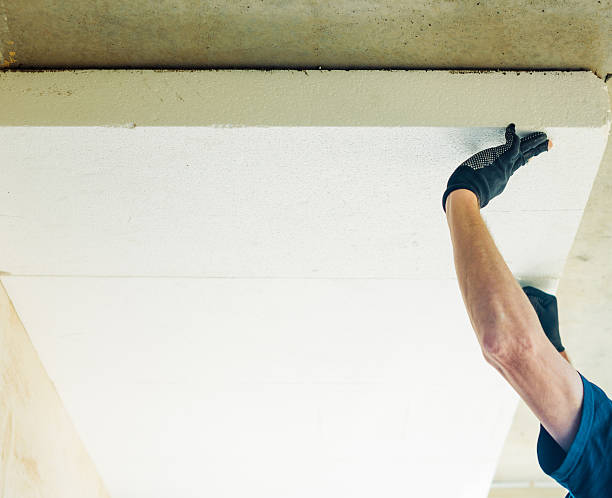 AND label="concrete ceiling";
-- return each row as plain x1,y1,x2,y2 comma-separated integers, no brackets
0,1,610,80
1,1,612,496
